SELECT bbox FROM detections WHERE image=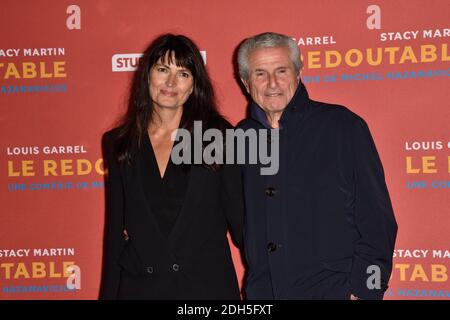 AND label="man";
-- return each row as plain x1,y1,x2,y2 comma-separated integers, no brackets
237,32,397,300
